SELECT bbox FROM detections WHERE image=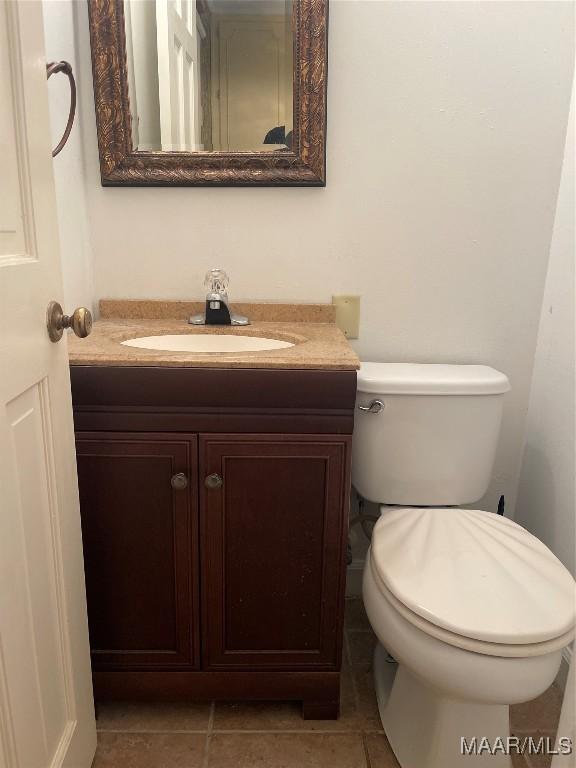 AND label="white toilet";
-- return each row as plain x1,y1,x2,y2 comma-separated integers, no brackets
353,363,575,768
